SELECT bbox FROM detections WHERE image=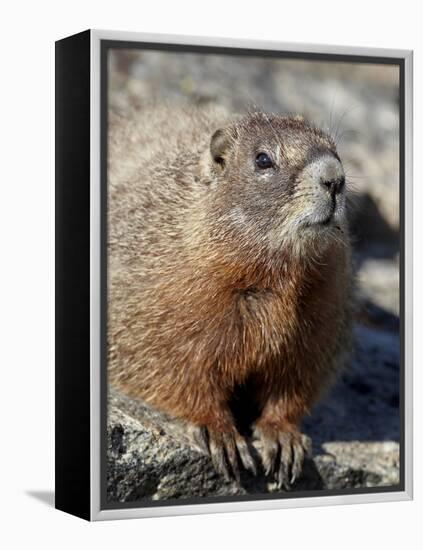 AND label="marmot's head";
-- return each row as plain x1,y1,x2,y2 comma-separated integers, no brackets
205,112,348,258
